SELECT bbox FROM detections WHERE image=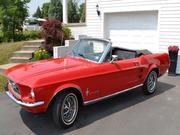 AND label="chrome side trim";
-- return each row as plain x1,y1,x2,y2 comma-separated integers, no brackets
6,91,44,107
84,84,143,105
